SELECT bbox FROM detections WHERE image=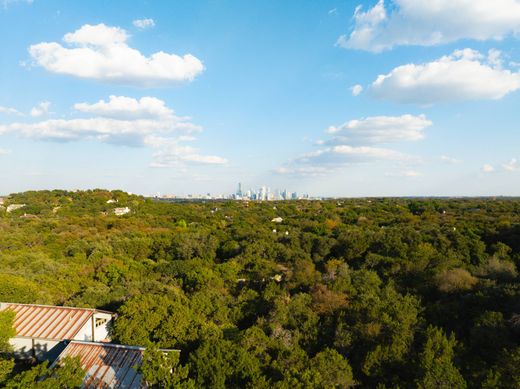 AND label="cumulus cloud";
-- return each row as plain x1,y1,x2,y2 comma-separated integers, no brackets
146,136,227,167
276,114,426,176
0,96,225,166
2,0,32,9
369,49,520,104
30,101,51,117
440,155,461,164
296,145,410,166
74,95,175,120
502,158,519,171
482,164,495,173
326,114,431,145
0,105,22,116
273,166,330,177
386,169,422,178
133,18,155,30
338,0,520,52
29,23,204,87
351,84,363,96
